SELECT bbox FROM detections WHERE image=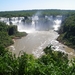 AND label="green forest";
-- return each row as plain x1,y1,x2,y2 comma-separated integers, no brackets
58,13,75,49
0,9,75,17
0,22,27,47
0,10,75,75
